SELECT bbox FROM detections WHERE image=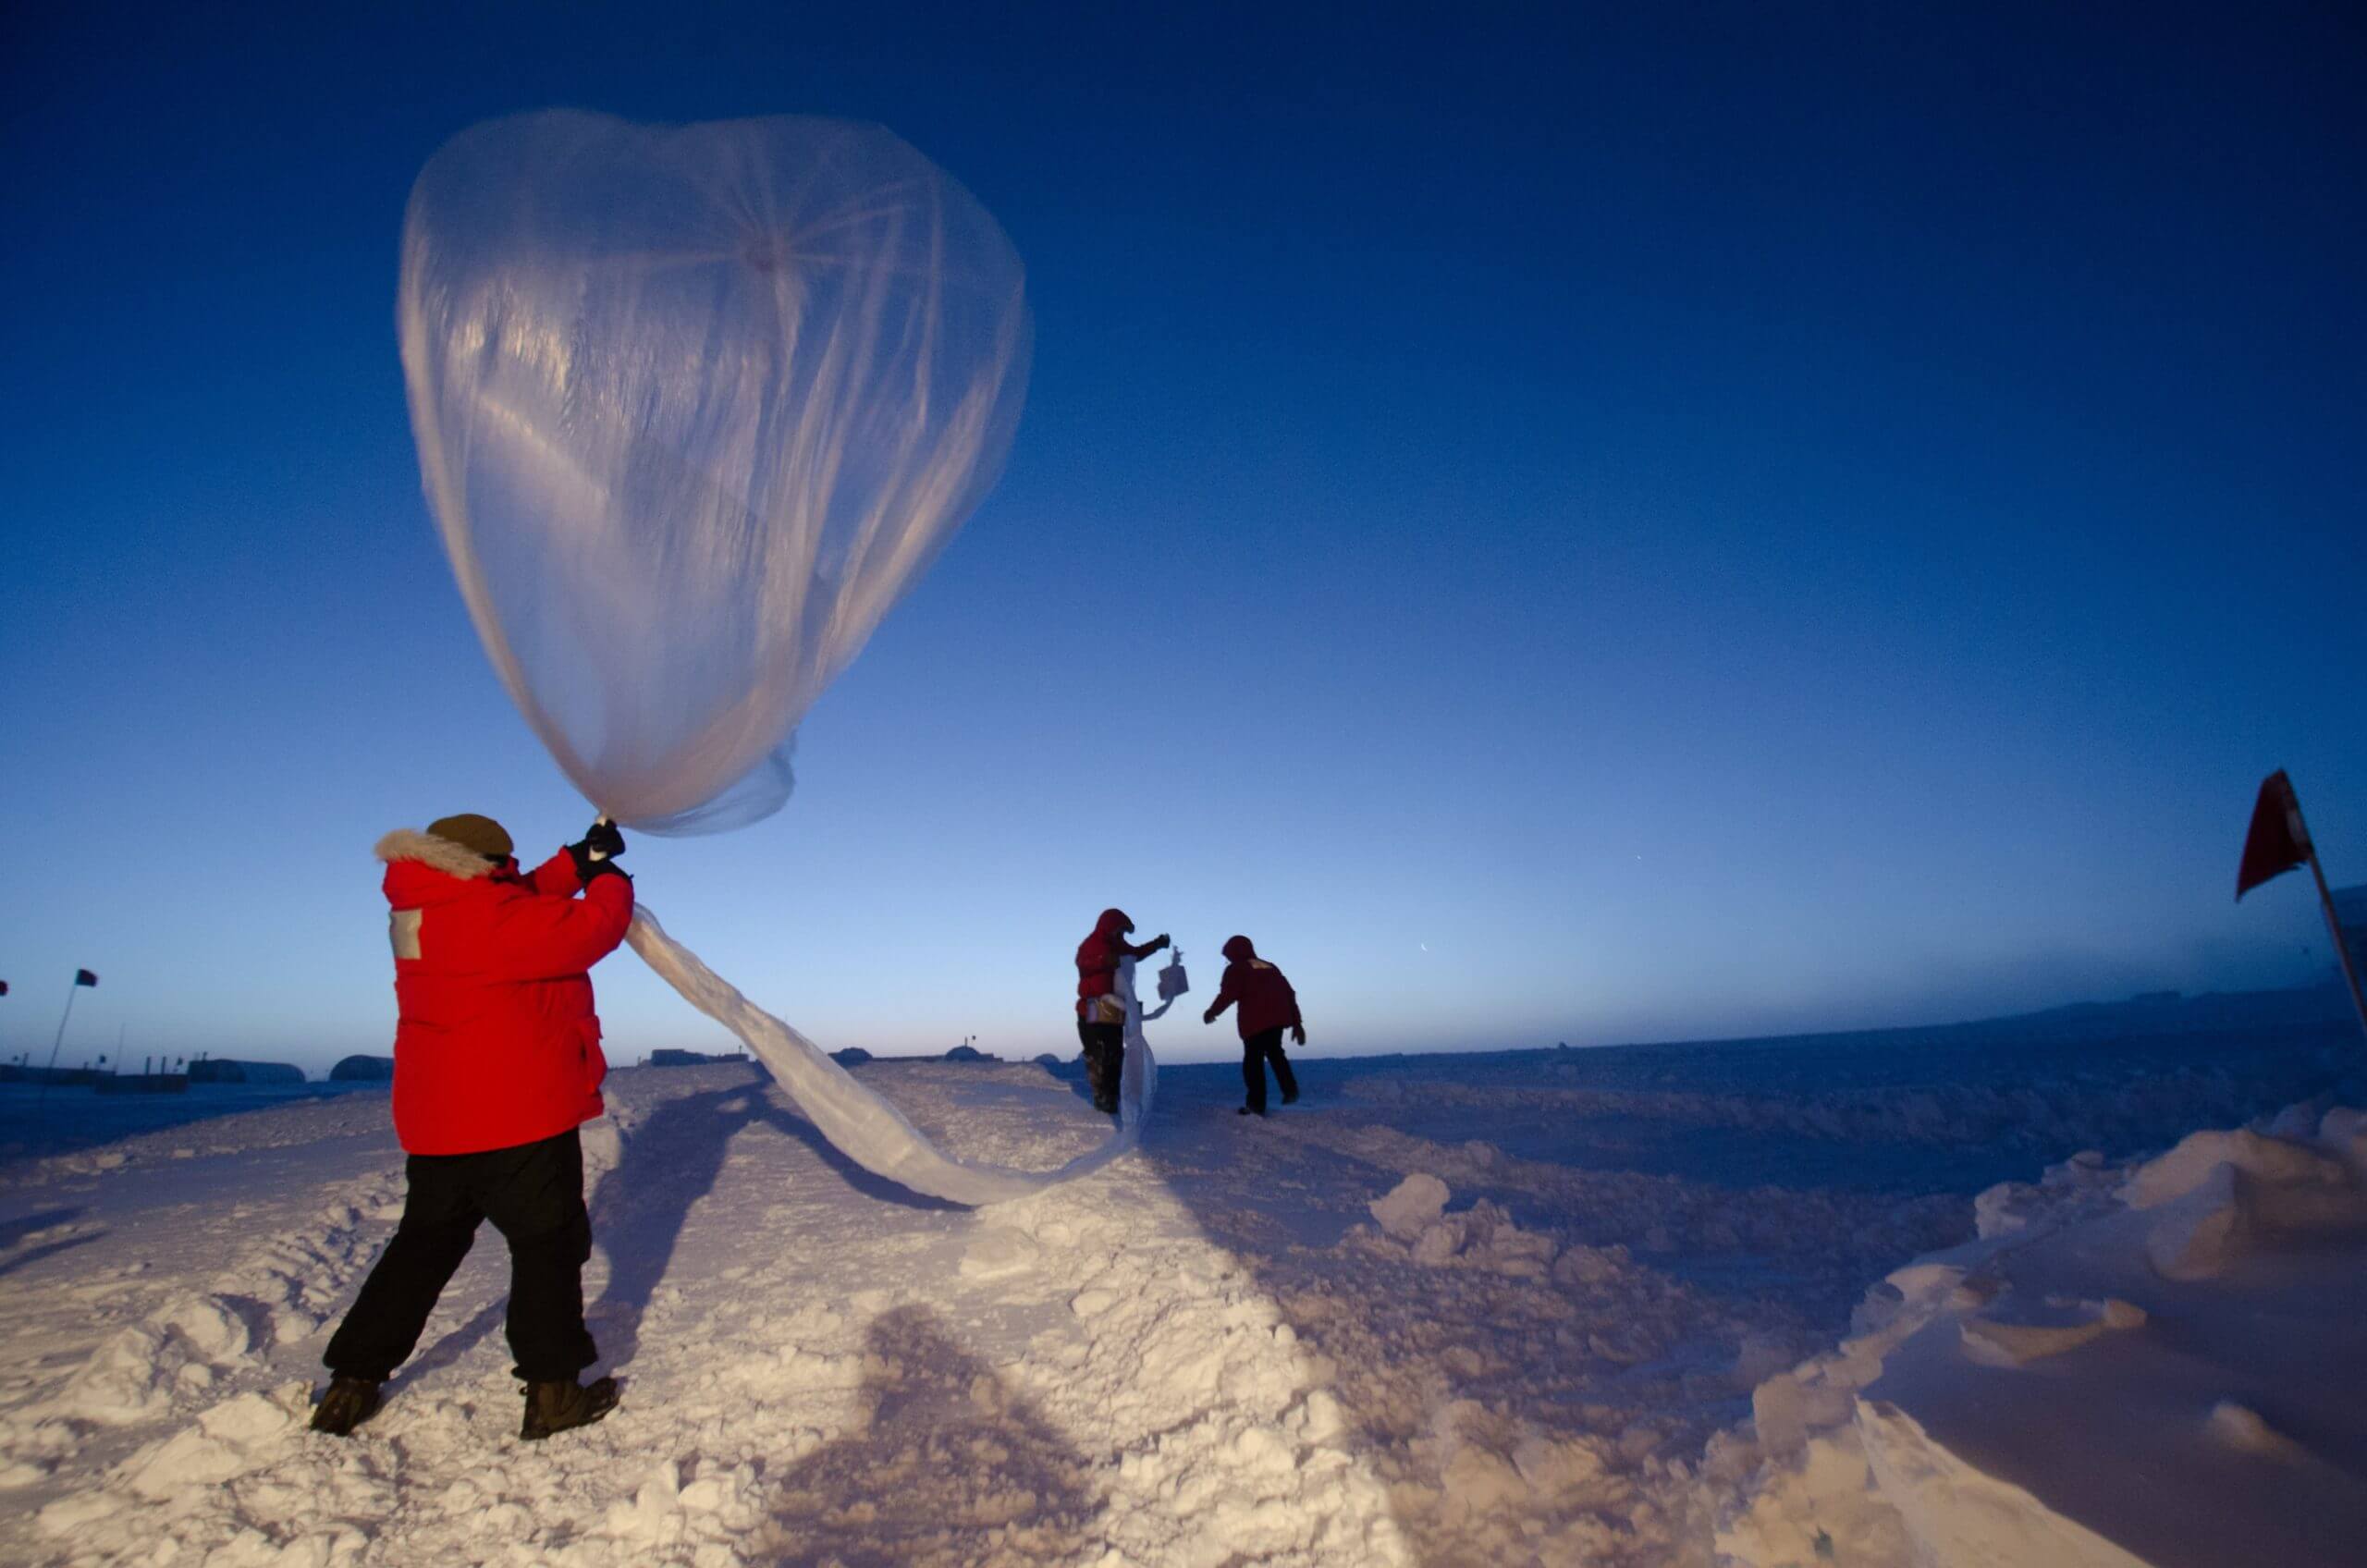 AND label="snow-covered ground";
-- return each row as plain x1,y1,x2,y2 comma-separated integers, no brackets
0,1019,2358,1567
